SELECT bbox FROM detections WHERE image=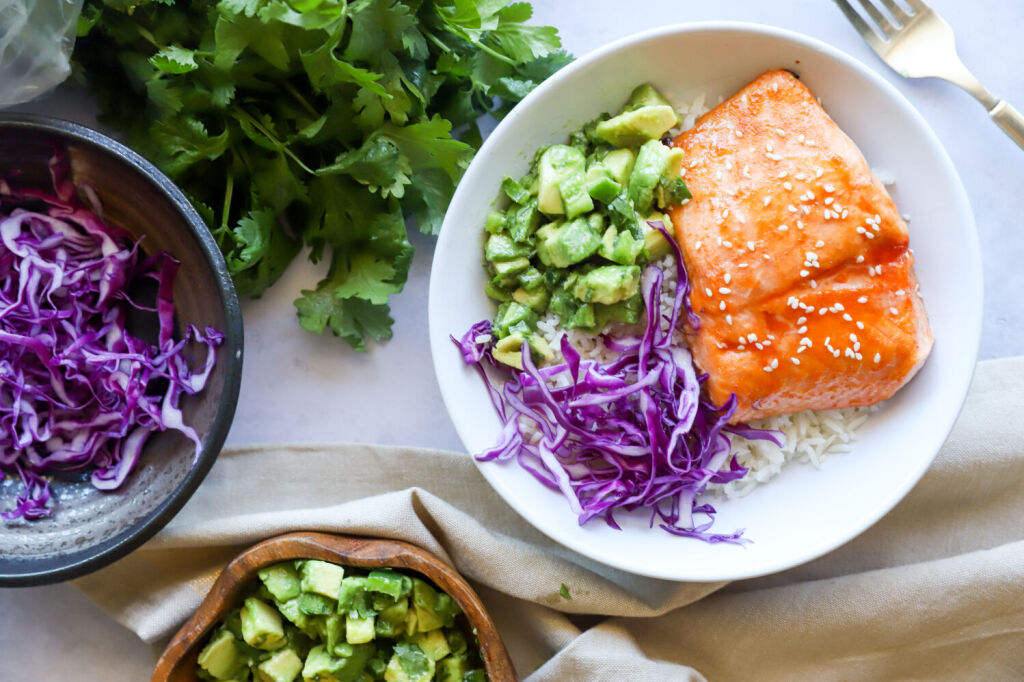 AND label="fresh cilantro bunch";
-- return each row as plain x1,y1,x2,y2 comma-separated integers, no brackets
74,0,569,350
